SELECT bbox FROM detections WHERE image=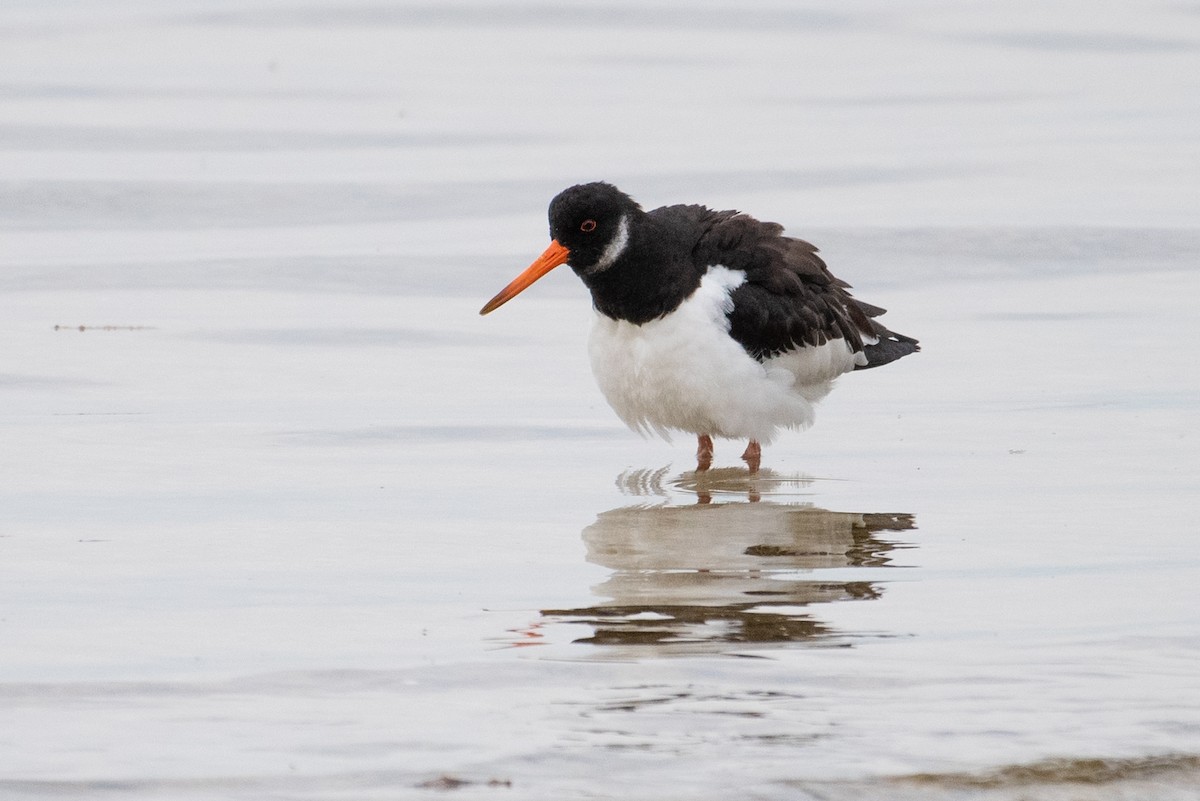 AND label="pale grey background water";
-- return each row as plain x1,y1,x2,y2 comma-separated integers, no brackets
2,2,1199,799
